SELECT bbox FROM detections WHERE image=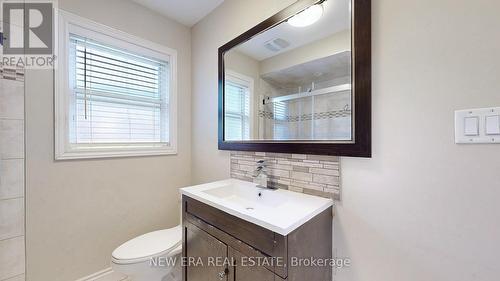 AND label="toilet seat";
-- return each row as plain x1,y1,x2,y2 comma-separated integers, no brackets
112,225,182,265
